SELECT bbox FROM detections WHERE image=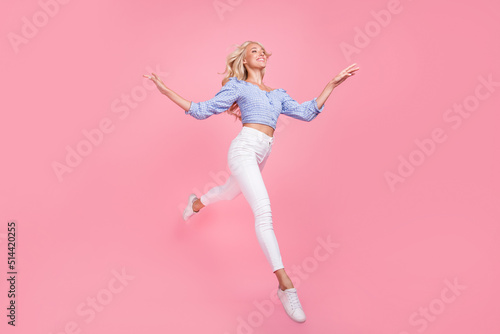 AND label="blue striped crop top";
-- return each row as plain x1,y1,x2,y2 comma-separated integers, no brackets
185,77,325,129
